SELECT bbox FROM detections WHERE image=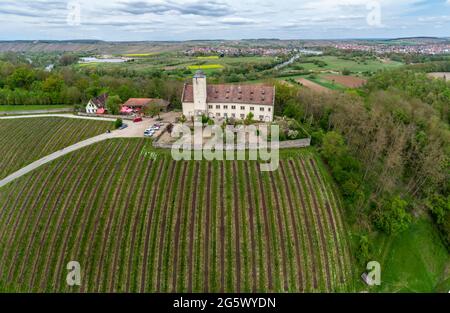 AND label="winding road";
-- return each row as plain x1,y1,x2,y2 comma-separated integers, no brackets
0,114,173,188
